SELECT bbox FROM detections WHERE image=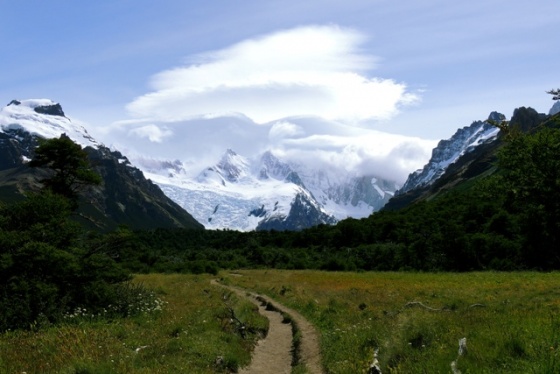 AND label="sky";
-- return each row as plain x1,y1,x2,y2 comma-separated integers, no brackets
1,0,558,183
